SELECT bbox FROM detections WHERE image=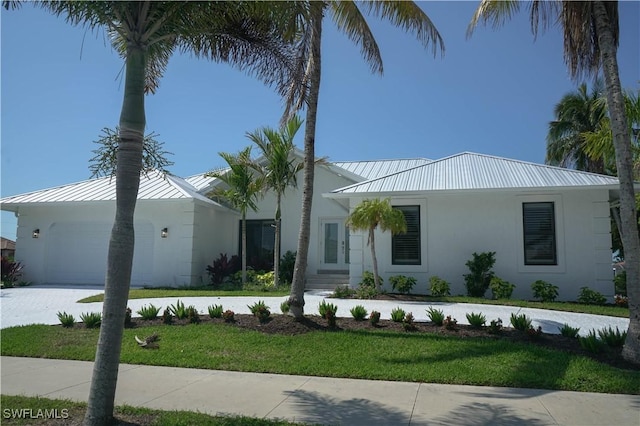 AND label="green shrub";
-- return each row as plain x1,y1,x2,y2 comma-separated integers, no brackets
222,310,235,323
390,307,406,323
248,300,271,323
186,306,200,324
579,330,604,353
318,300,338,318
526,325,542,338
614,294,628,308
162,308,173,325
124,307,133,328
402,312,417,331
279,250,296,286
350,305,368,321
463,251,496,297
137,304,161,320
57,311,75,328
206,253,239,286
598,327,627,347
369,310,381,326
443,315,458,330
614,271,626,296
509,313,532,331
207,304,224,319
169,300,188,319
280,300,290,314
426,307,445,326
429,276,451,297
333,285,355,299
356,271,381,299
80,312,101,329
1,257,24,287
465,312,486,329
360,271,378,288
489,276,515,299
531,280,559,302
488,318,503,334
577,287,607,305
389,275,416,294
254,271,276,290
558,323,580,338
